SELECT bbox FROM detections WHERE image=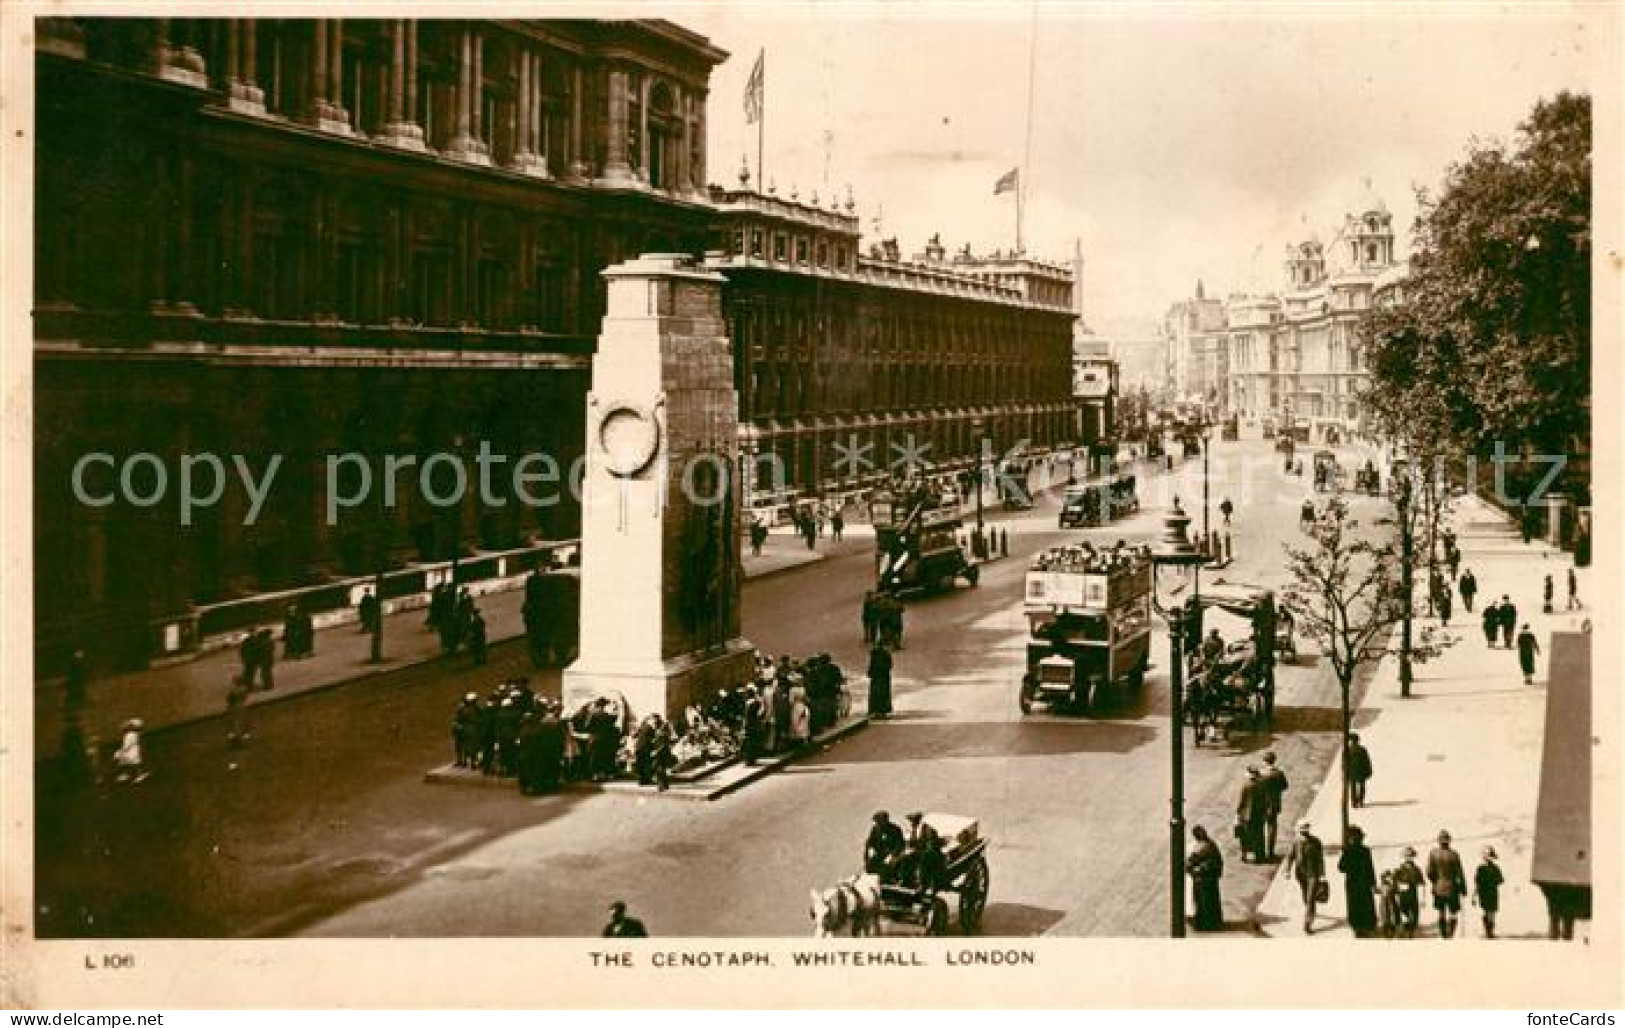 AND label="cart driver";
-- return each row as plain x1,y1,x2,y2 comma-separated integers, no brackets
865,811,906,878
